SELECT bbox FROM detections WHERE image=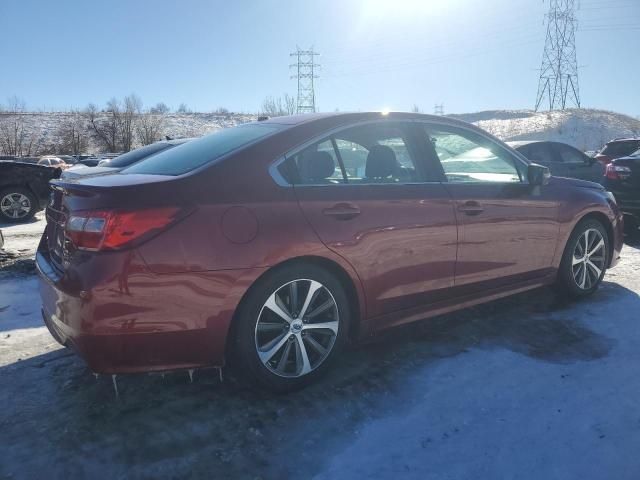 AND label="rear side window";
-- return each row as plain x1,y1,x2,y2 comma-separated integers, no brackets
124,124,281,176
520,143,556,164
278,122,427,185
555,144,585,164
601,140,640,158
107,143,172,168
